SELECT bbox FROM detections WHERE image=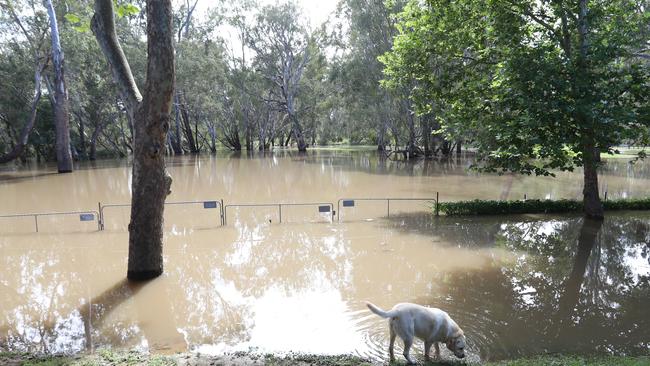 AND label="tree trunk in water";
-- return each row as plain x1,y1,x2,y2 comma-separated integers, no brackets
289,114,307,152
92,0,174,281
45,0,73,173
0,62,44,164
582,142,603,218
456,140,461,156
127,0,174,280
